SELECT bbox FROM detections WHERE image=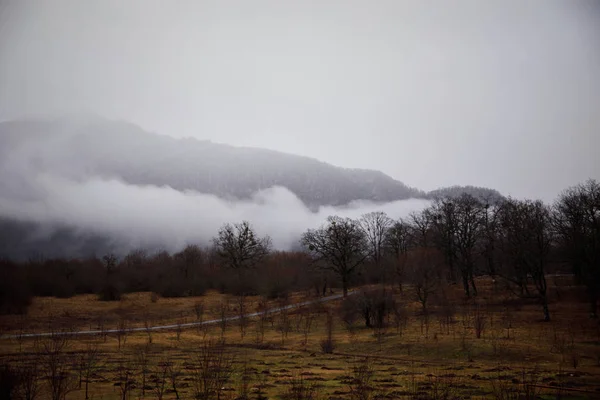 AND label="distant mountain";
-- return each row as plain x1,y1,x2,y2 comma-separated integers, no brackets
426,185,505,204
0,116,506,260
0,116,424,208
